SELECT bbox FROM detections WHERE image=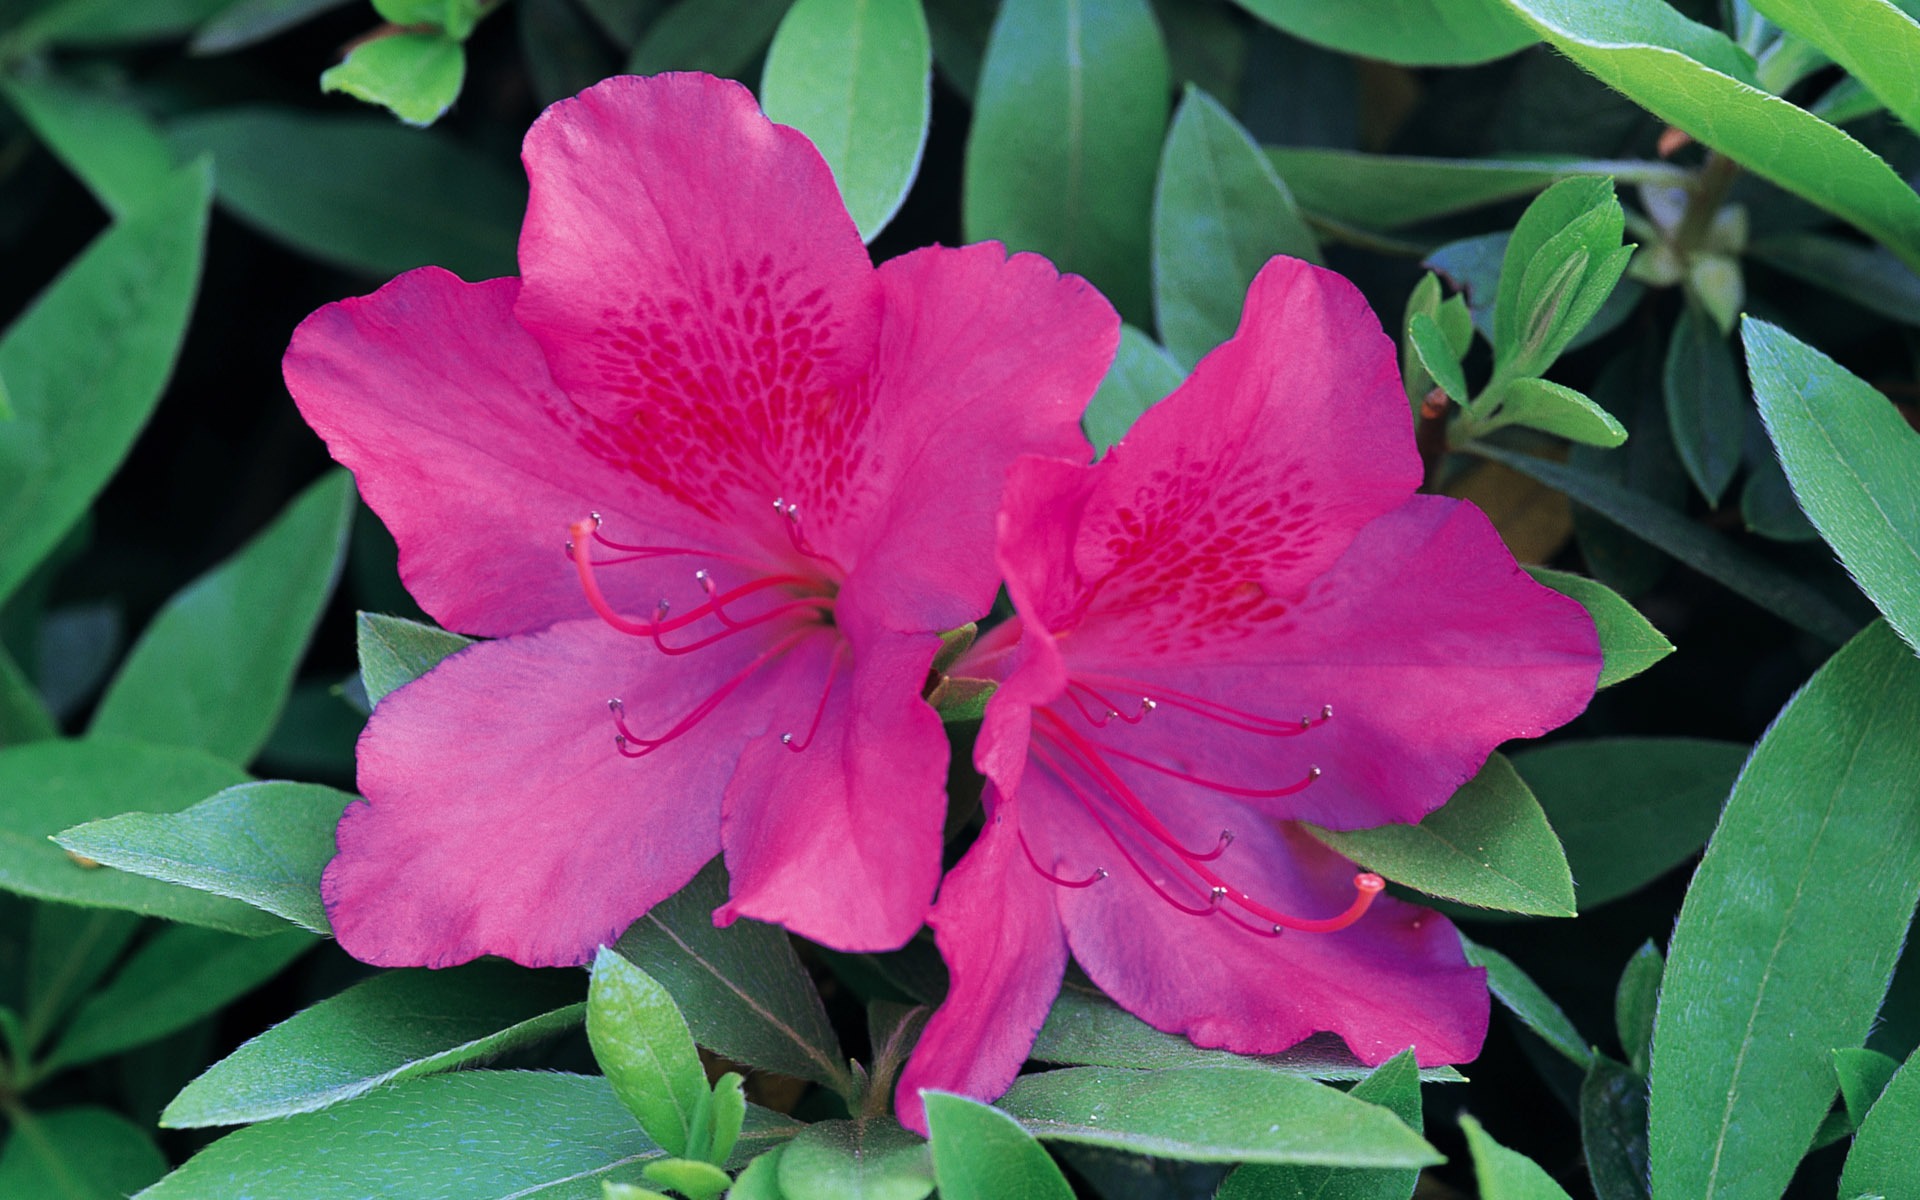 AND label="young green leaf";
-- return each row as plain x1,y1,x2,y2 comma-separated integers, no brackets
760,0,932,242
1408,312,1469,406
1463,939,1593,1069
1460,1114,1576,1199
1745,317,1920,655
1840,1046,1920,1198
1085,325,1183,455
0,70,175,218
1650,621,1920,1200
1493,176,1615,362
1489,377,1628,447
642,1158,731,1200
0,1106,166,1200
320,31,467,128
925,1092,1075,1200
357,611,473,706
1663,303,1744,506
587,947,710,1158
706,1072,746,1168
1614,941,1662,1078
1524,566,1671,687
1216,1050,1424,1200
1579,1057,1650,1200
777,1118,935,1200
1230,0,1535,65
